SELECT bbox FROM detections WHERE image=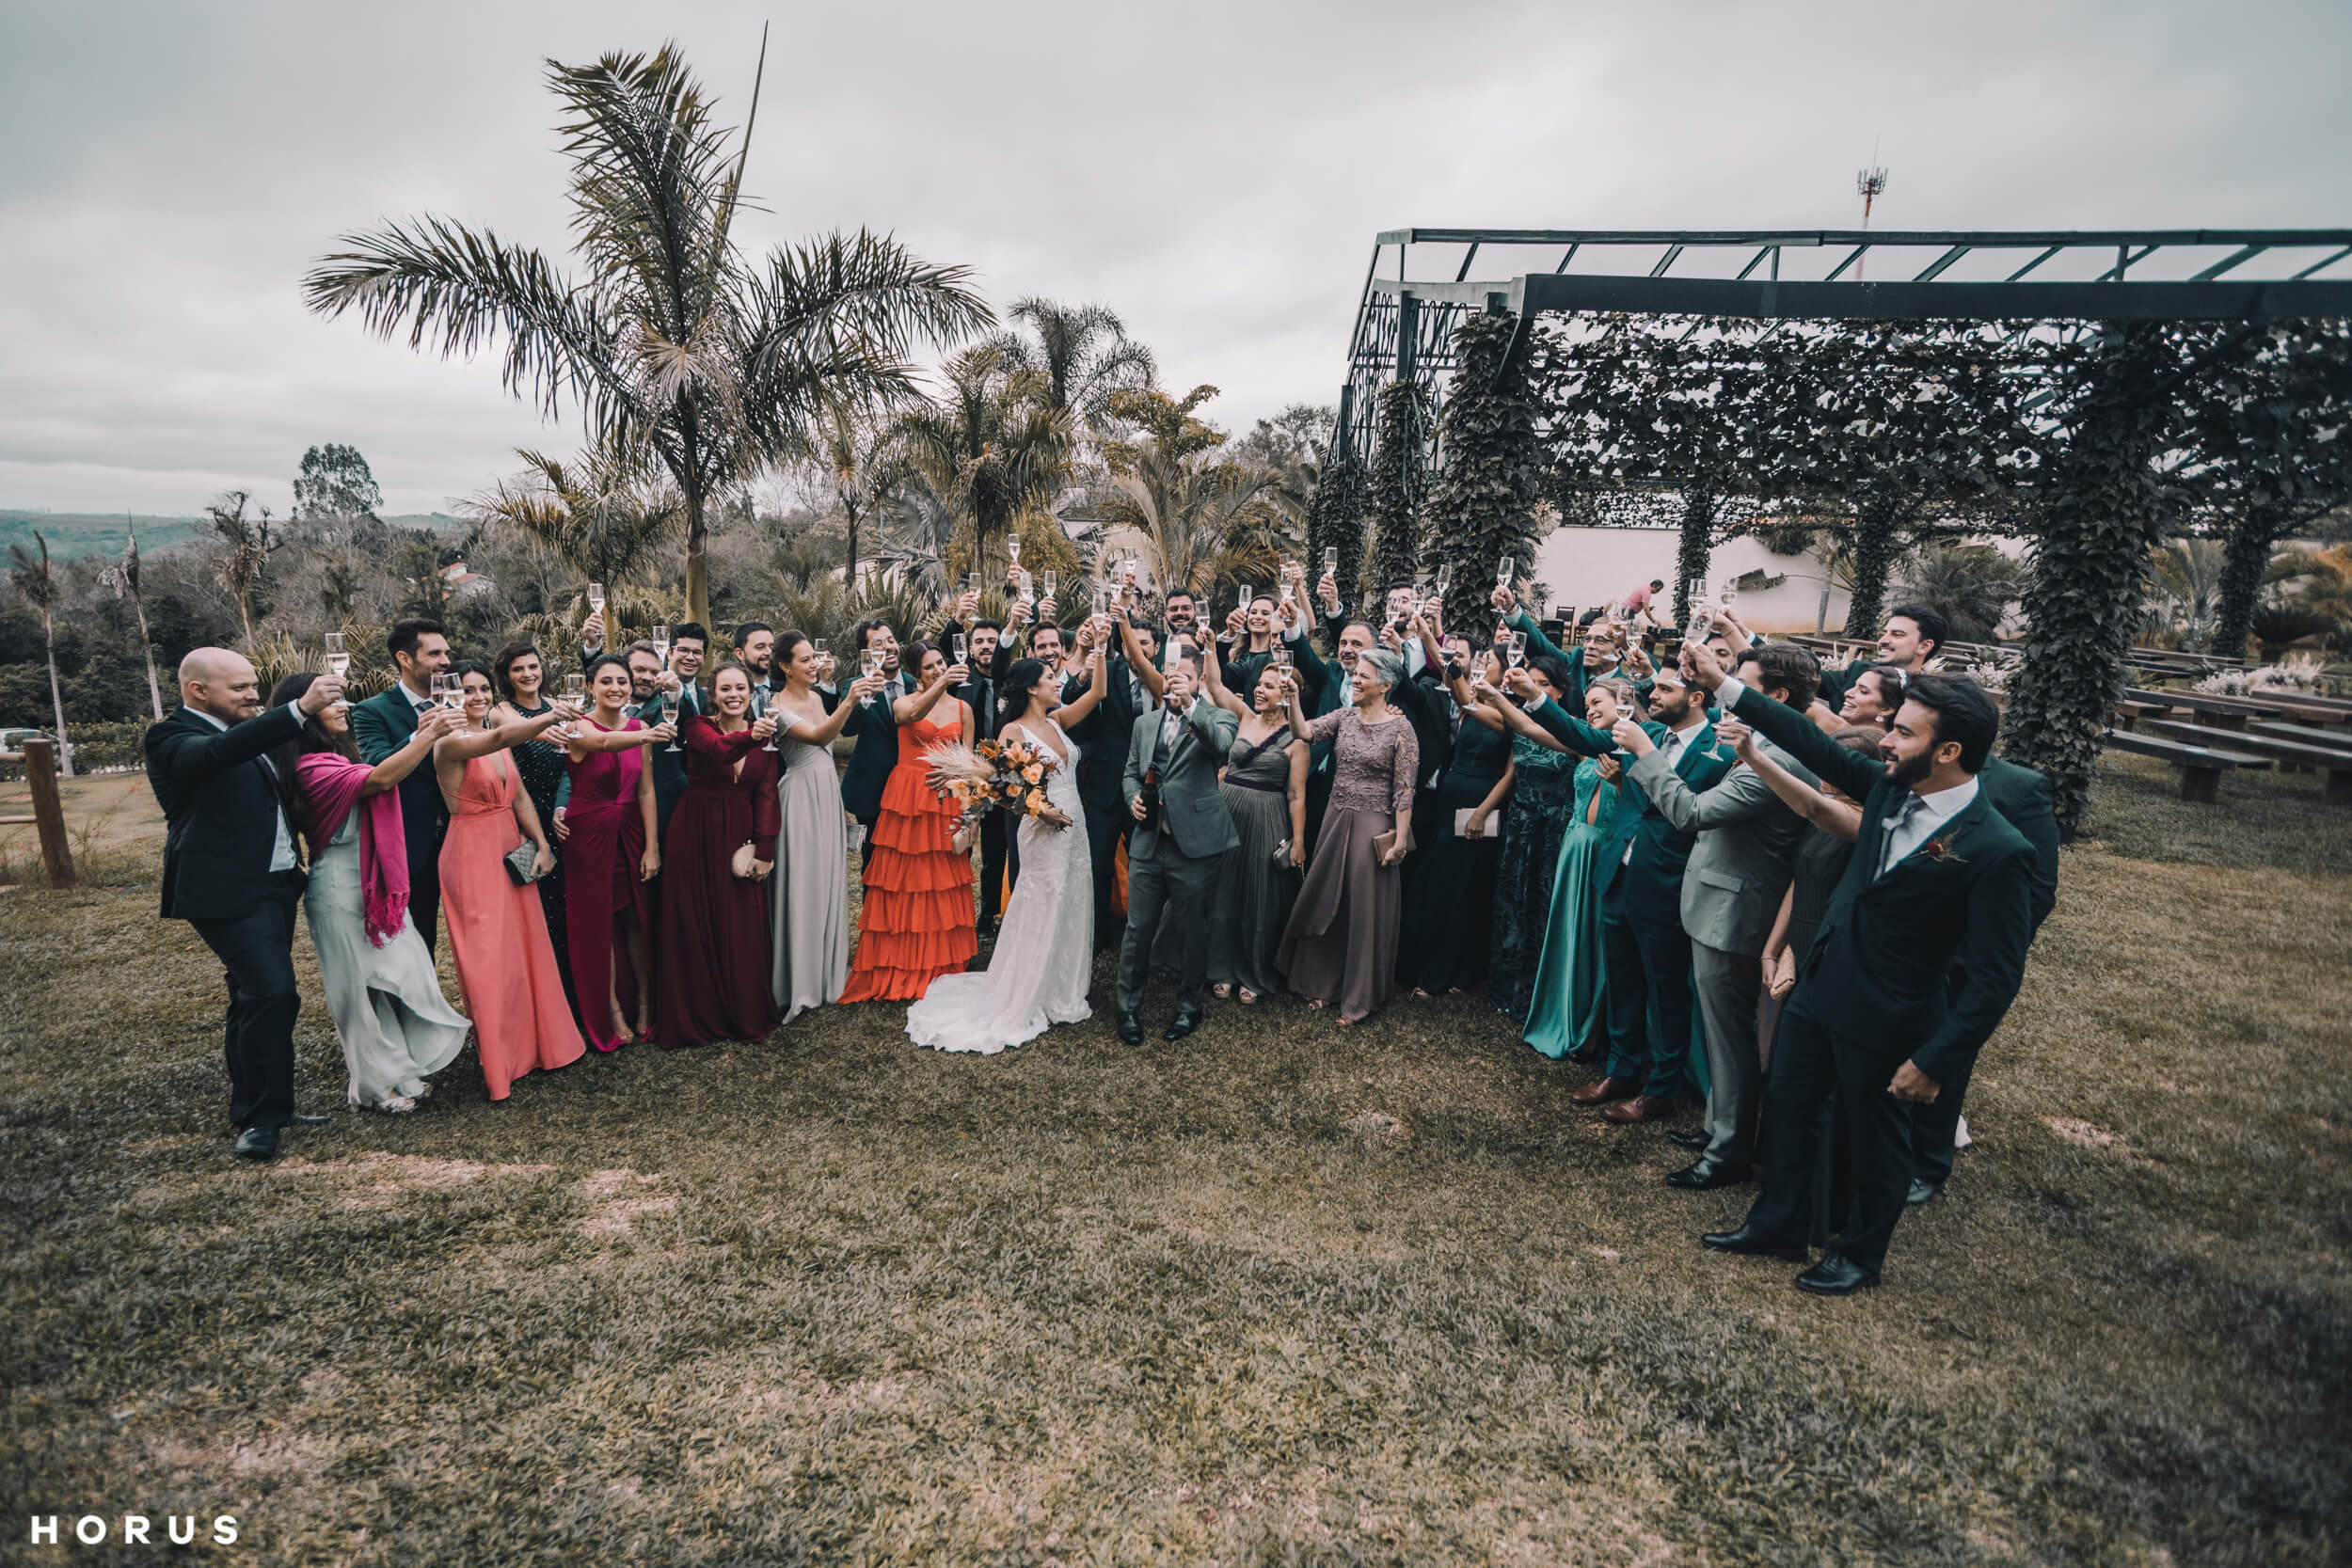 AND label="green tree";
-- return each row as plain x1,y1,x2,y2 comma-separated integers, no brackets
291,443,385,521
894,344,1073,577
303,44,991,629
8,532,73,775
98,519,166,721
1094,386,1283,601
204,490,278,645
988,298,1156,422
463,449,685,647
